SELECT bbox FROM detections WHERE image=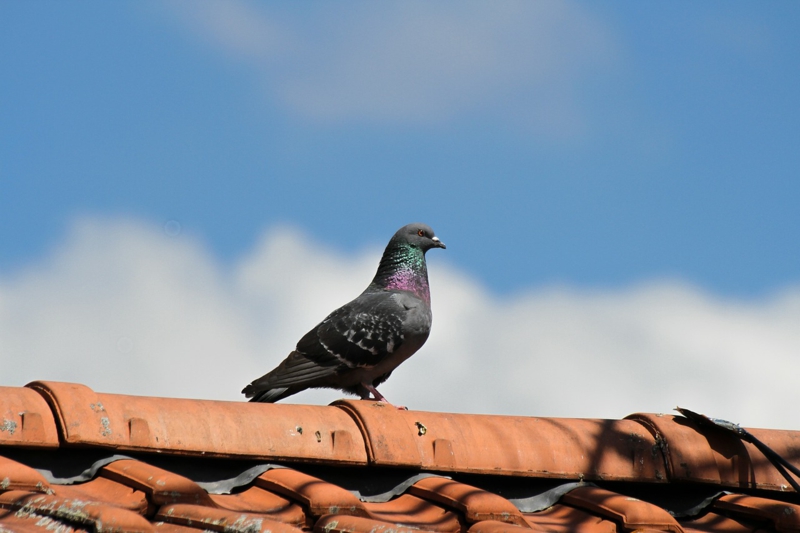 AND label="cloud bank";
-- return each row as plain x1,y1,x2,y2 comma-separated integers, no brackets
1,217,798,429
157,0,618,136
